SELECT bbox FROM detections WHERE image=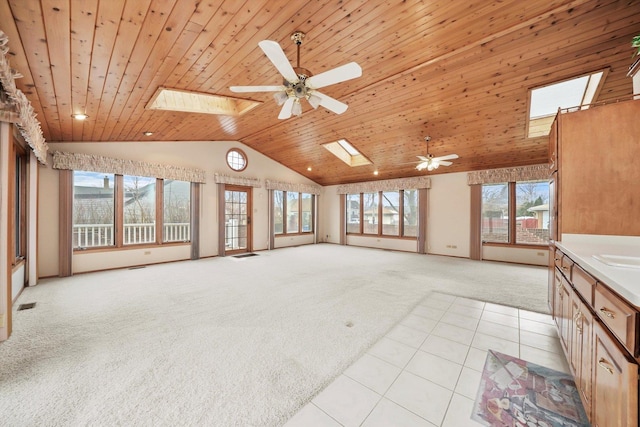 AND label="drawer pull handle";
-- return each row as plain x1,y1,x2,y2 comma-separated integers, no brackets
598,358,614,375
599,307,615,319
561,266,569,272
